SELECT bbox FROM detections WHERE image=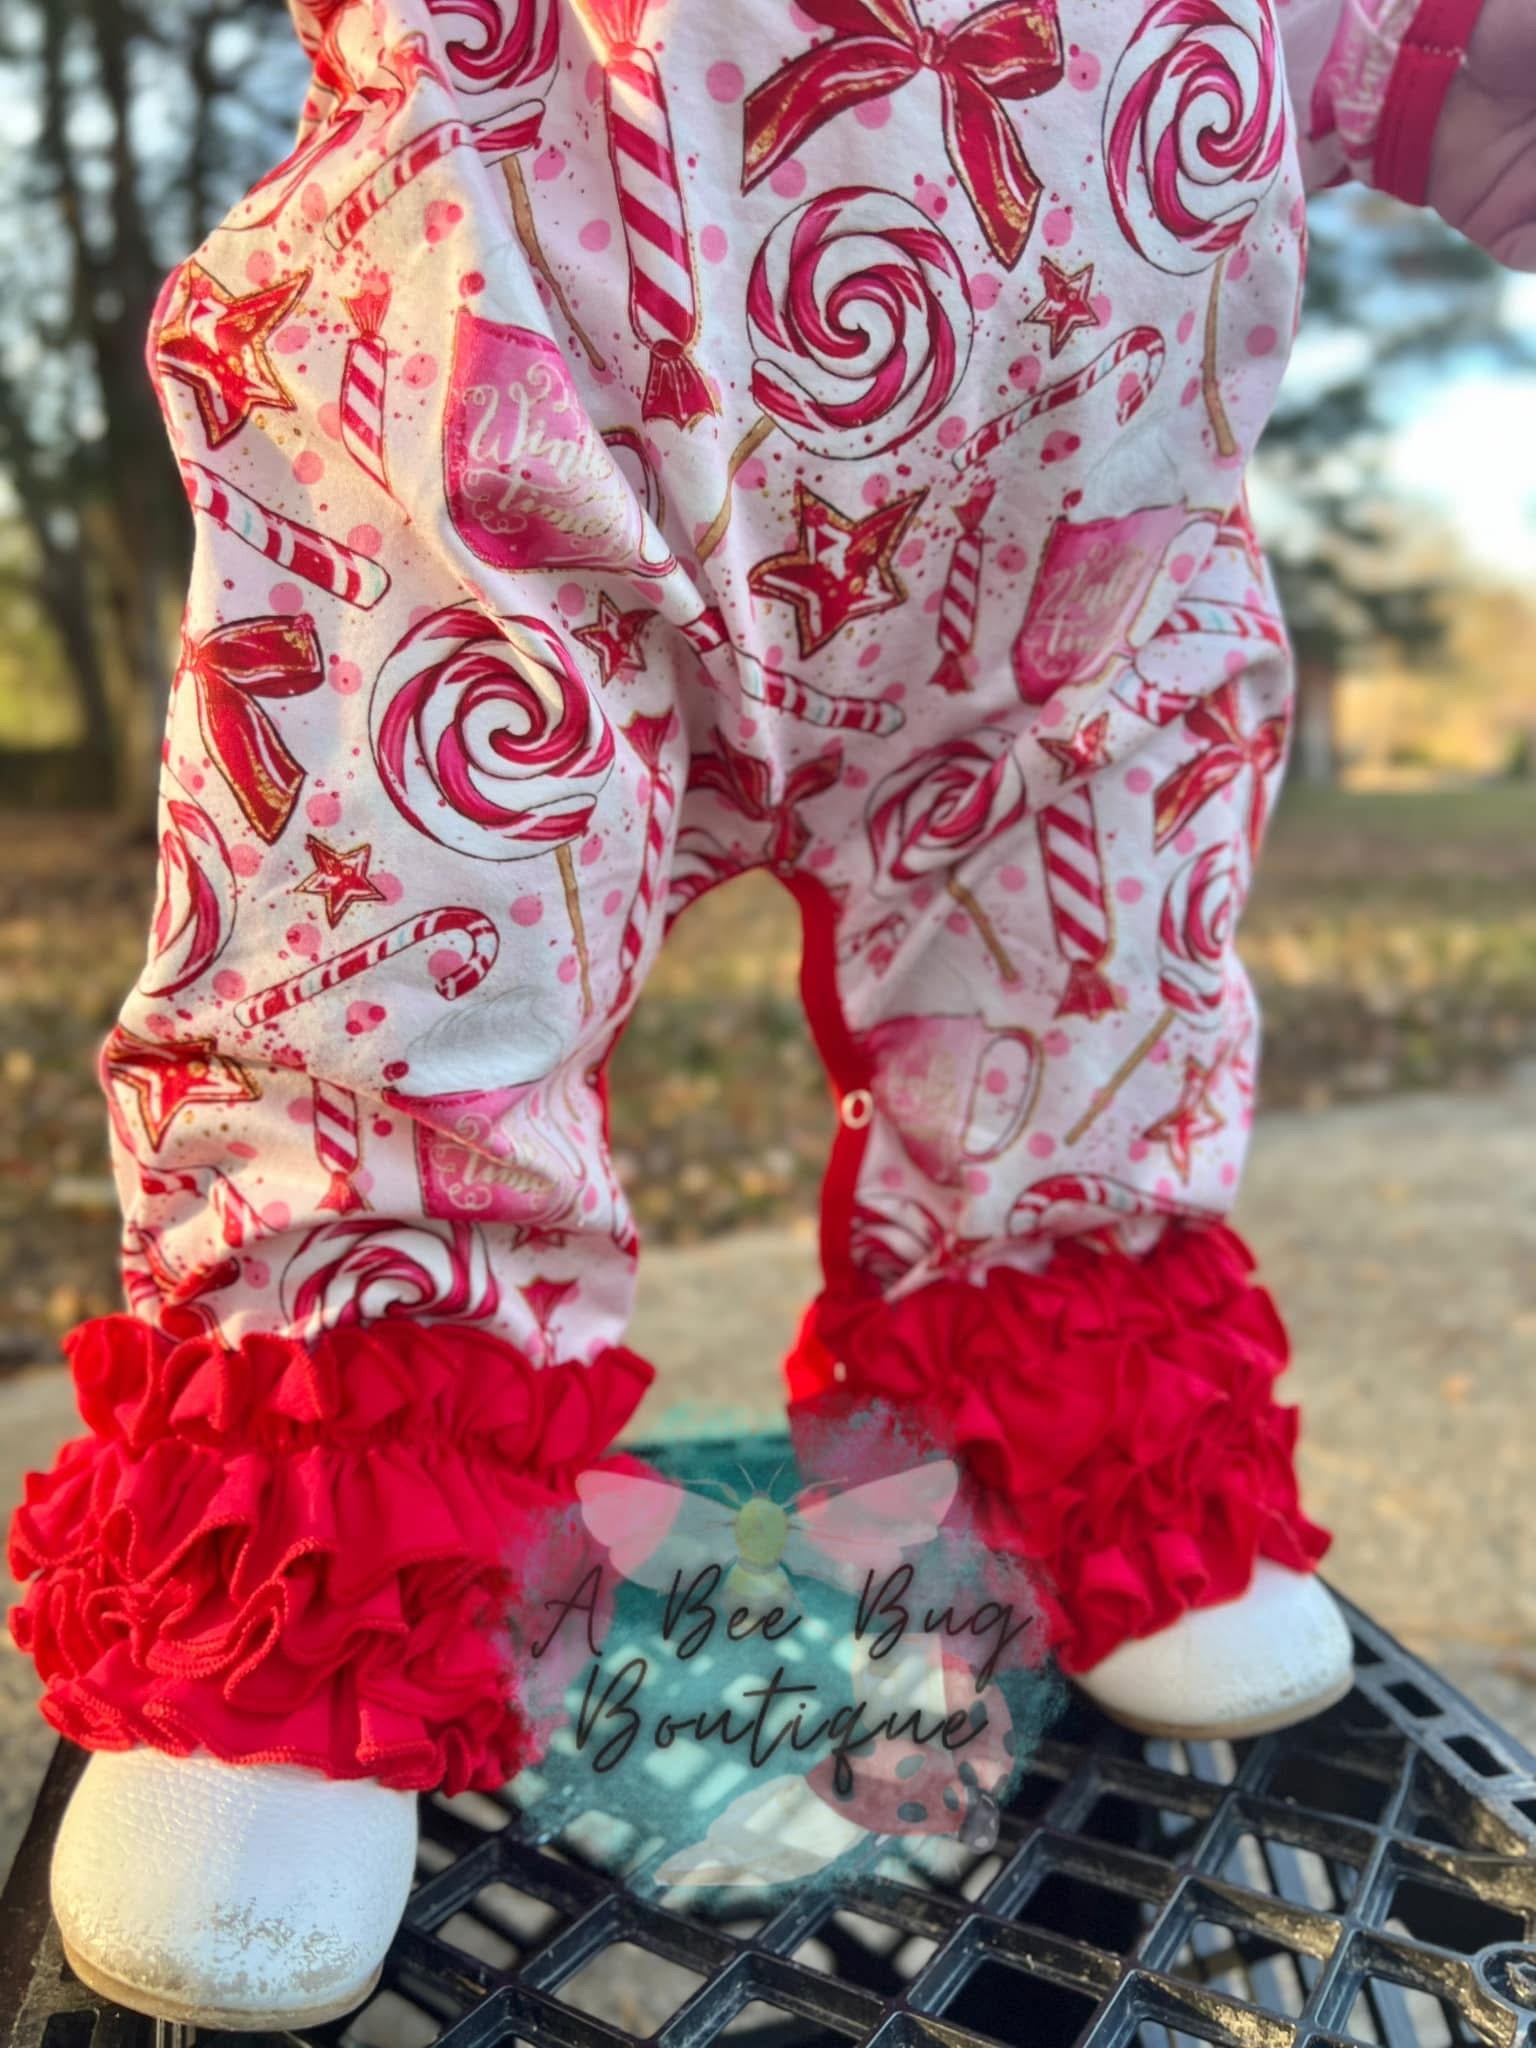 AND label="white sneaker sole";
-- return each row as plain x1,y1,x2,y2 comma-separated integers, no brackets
62,1938,382,2032
1079,1665,1355,1744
